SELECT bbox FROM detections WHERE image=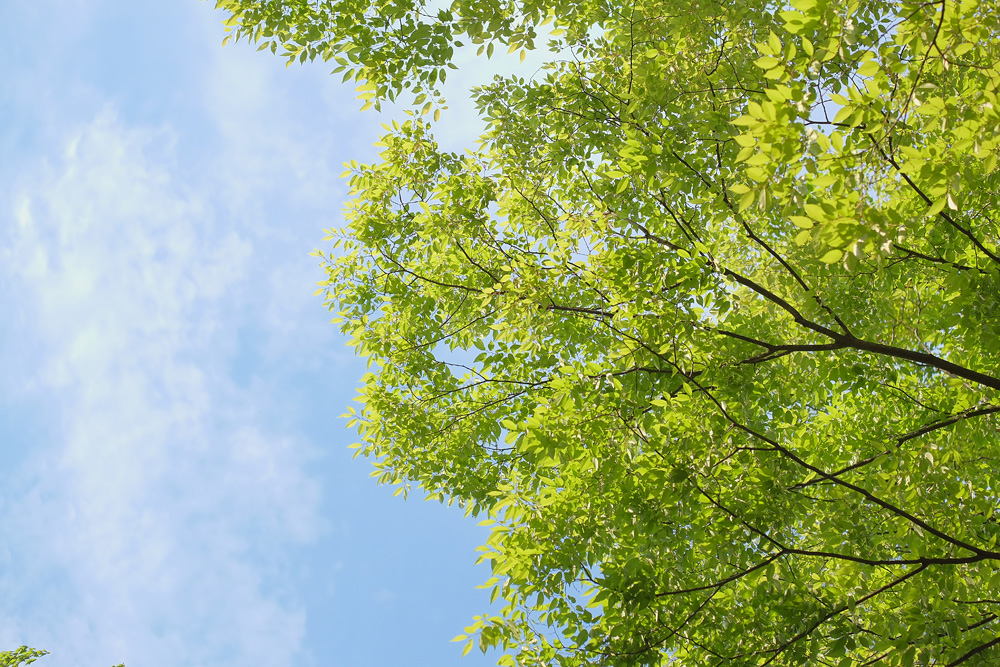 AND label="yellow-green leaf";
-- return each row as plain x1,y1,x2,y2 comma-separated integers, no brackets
754,56,781,70
820,249,842,263
857,60,879,77
927,197,947,216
